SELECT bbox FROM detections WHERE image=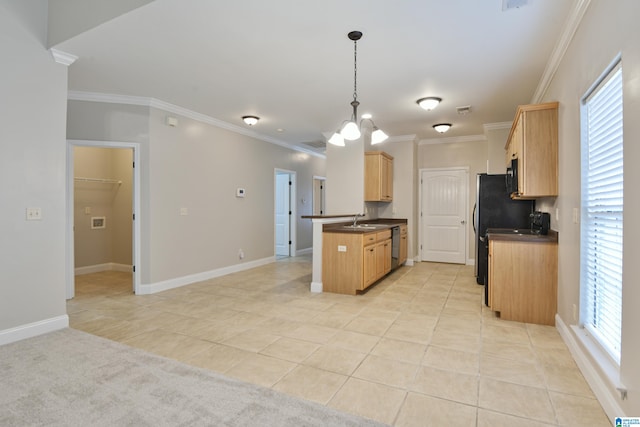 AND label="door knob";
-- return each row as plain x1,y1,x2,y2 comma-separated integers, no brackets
460,220,466,224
